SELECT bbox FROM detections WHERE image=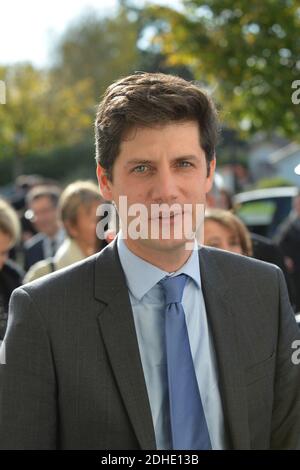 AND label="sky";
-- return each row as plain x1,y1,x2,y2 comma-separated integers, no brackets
0,0,179,67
